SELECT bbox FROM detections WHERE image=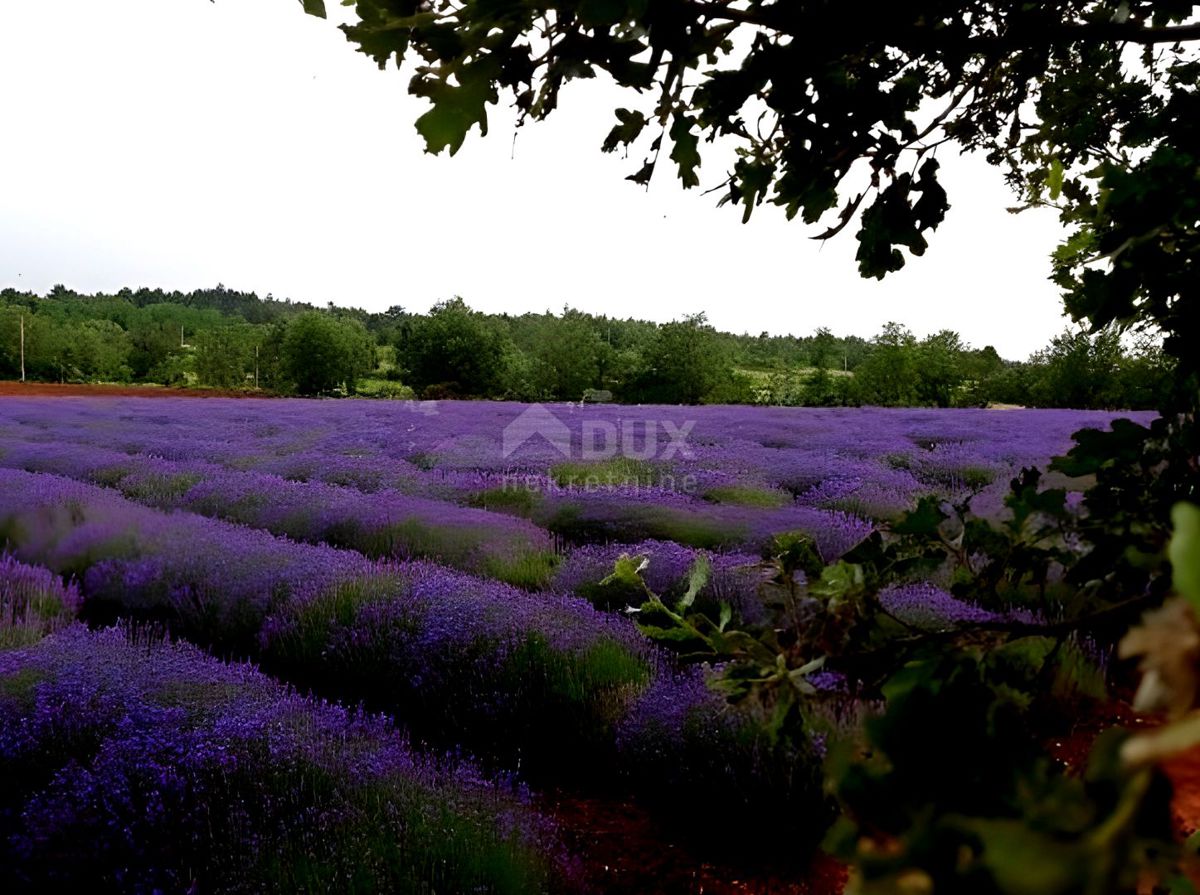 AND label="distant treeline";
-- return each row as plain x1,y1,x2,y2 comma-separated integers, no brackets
0,285,1171,408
